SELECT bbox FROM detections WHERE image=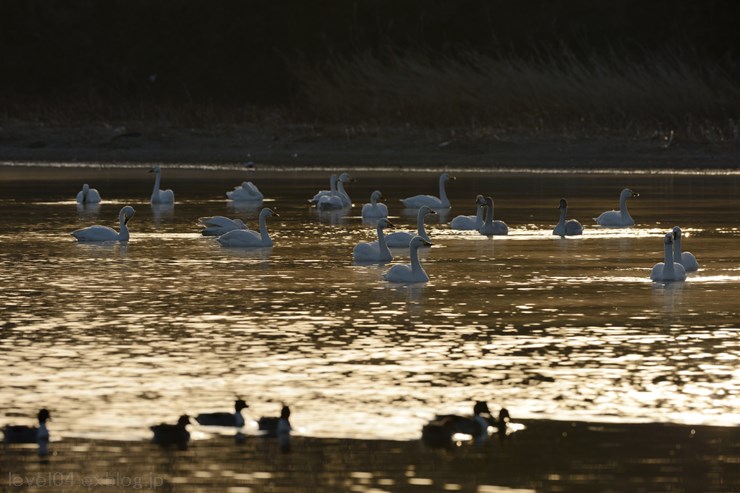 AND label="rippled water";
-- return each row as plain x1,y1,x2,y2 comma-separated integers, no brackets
1,164,738,441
